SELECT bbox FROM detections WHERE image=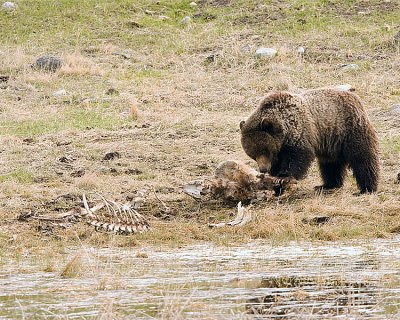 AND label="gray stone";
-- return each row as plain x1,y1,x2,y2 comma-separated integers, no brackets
104,152,121,161
240,44,251,52
297,46,305,54
205,52,220,63
112,52,131,59
389,104,400,114
255,47,277,58
2,2,15,9
53,89,67,96
181,16,191,24
34,55,62,72
341,63,359,71
106,88,119,95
